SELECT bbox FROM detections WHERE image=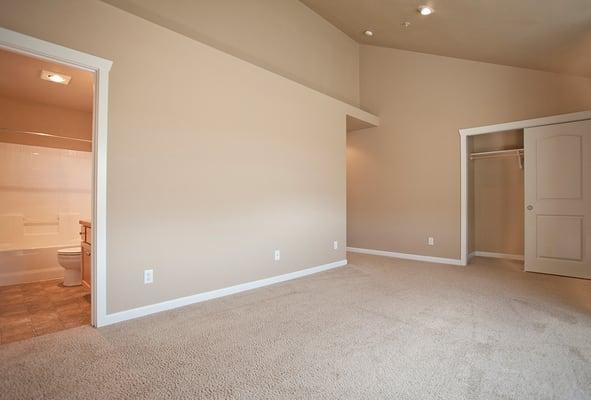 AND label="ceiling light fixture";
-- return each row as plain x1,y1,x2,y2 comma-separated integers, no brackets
48,74,66,83
363,30,374,37
40,70,71,85
418,6,433,16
